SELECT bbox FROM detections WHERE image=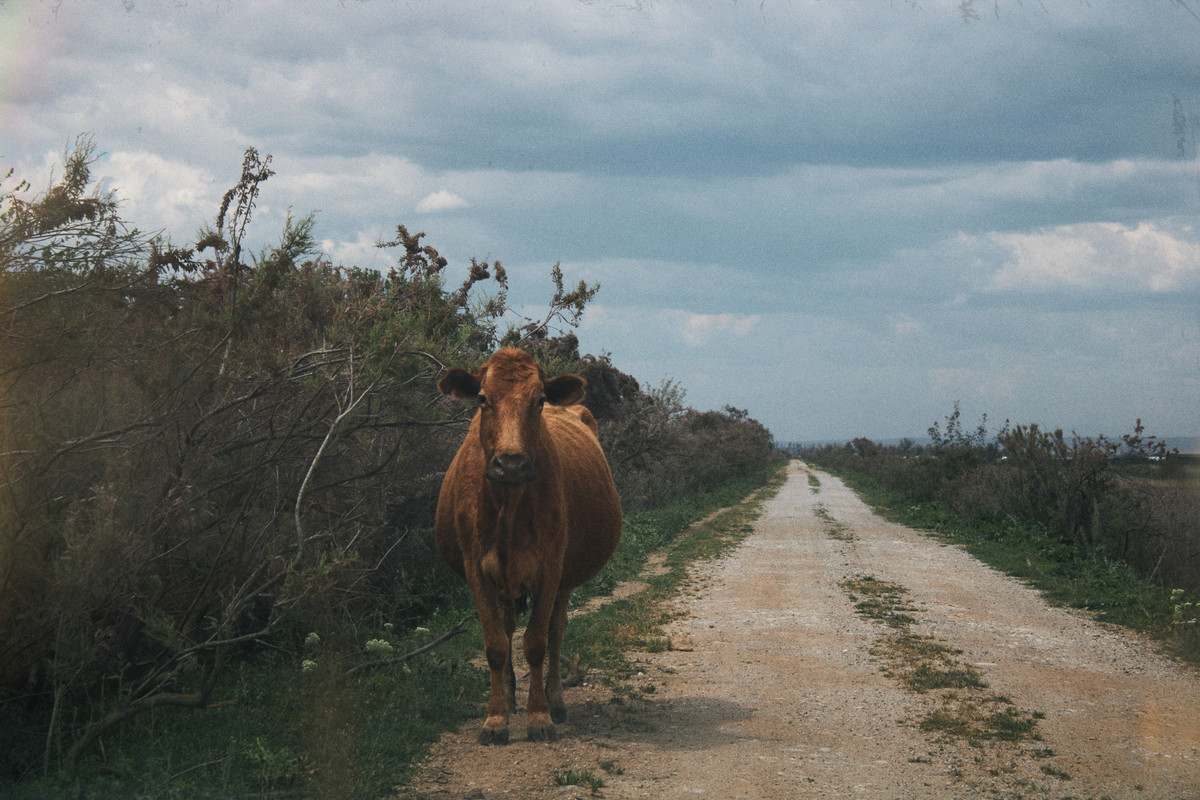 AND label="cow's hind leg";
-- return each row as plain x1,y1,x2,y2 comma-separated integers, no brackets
546,591,571,724
504,600,517,713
